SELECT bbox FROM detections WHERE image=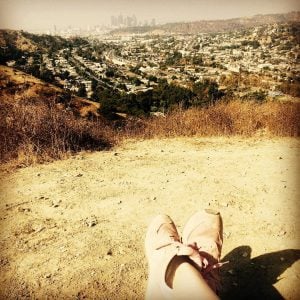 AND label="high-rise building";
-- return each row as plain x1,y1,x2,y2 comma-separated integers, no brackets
126,16,133,27
132,15,137,27
111,15,117,27
110,14,140,28
118,14,124,27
